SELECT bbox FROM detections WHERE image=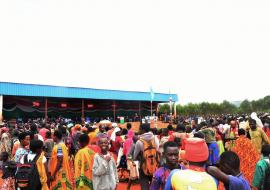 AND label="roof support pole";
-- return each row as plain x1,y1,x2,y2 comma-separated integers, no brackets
82,99,85,122
156,104,159,116
139,101,141,121
151,101,153,116
174,102,177,118
169,97,172,122
113,101,116,122
0,95,3,122
45,98,48,122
